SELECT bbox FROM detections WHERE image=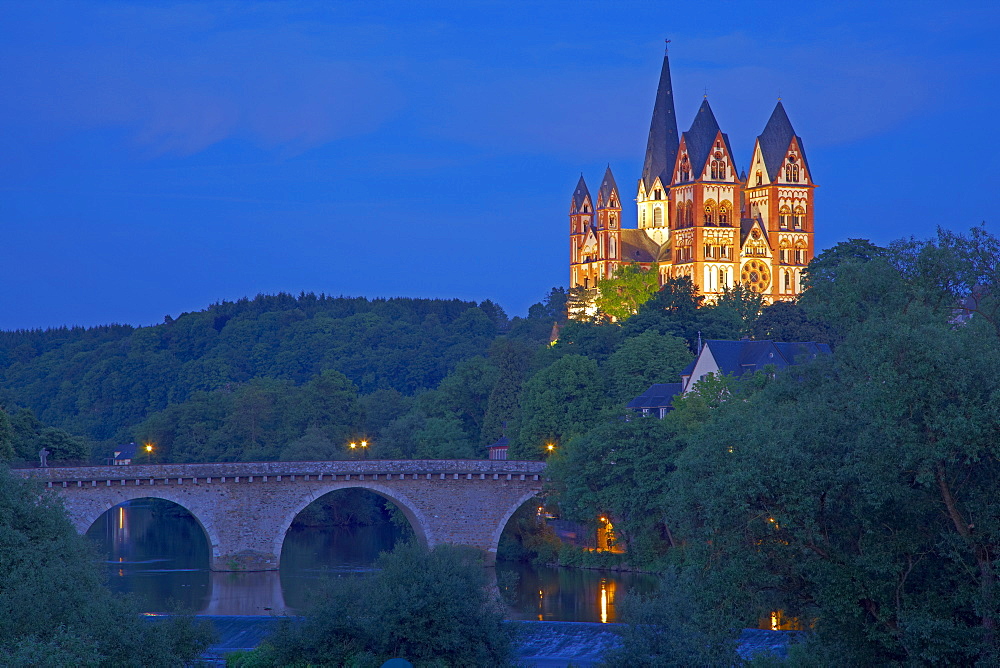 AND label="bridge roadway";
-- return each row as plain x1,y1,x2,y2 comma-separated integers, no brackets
14,459,546,571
